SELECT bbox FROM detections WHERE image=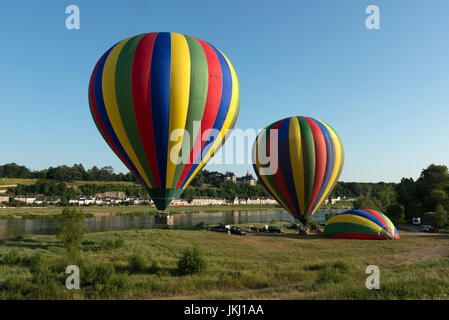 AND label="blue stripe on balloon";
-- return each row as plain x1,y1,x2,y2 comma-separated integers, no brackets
340,210,391,235
92,45,148,190
278,118,301,216
150,32,171,188
180,43,232,188
311,119,334,213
